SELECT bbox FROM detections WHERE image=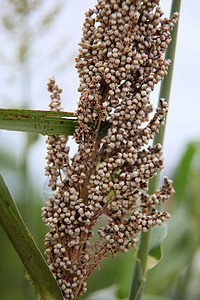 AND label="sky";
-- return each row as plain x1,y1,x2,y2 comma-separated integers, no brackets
0,0,199,193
